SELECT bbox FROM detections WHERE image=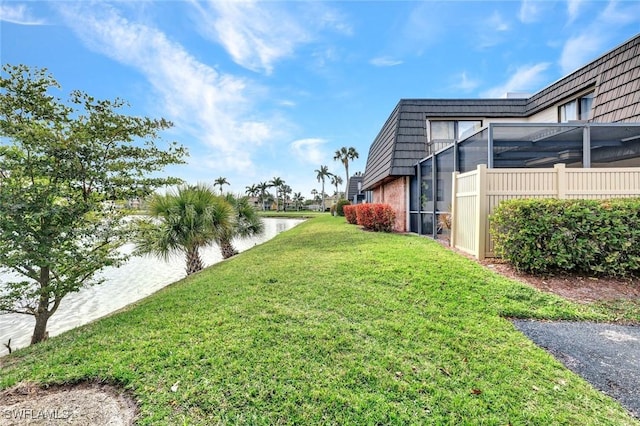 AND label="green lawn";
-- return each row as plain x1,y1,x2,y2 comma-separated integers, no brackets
1,216,638,425
257,210,325,219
